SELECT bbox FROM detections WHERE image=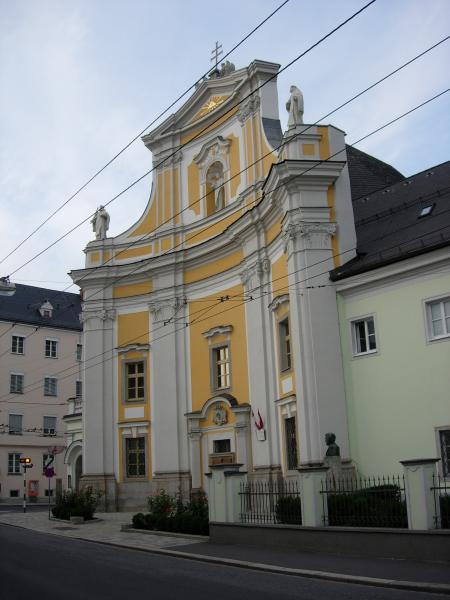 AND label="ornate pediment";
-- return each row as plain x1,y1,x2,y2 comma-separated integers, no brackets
191,95,230,123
